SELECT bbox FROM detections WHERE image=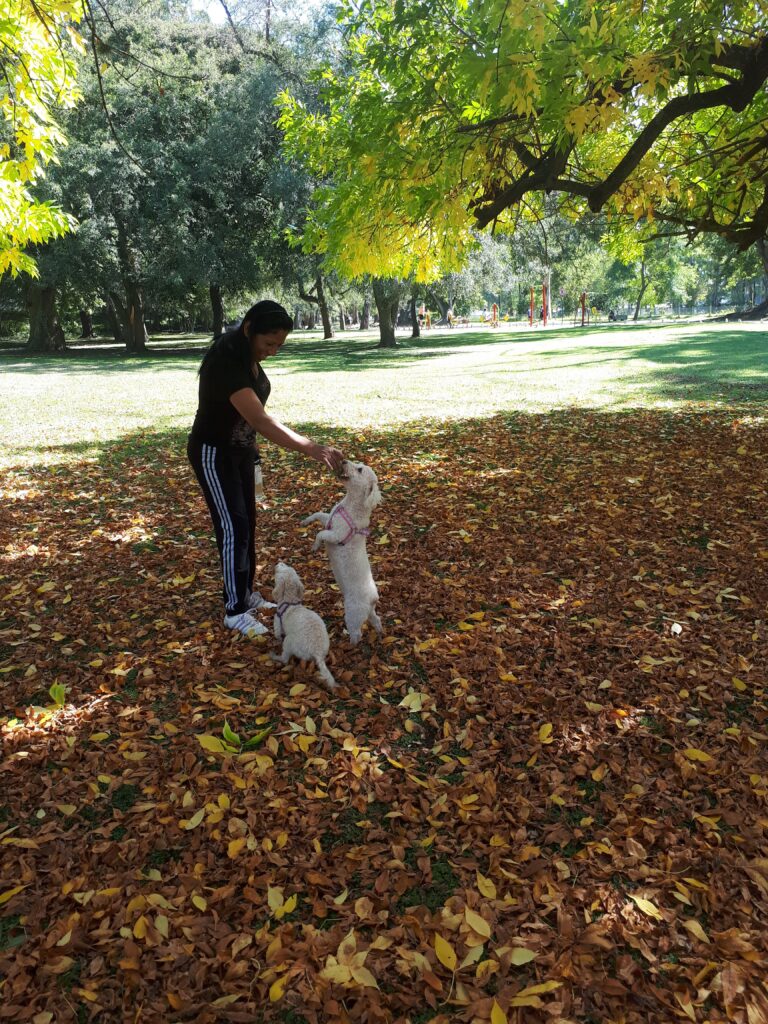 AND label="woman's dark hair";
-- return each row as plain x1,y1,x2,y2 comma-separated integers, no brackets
198,300,293,376
242,300,293,335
